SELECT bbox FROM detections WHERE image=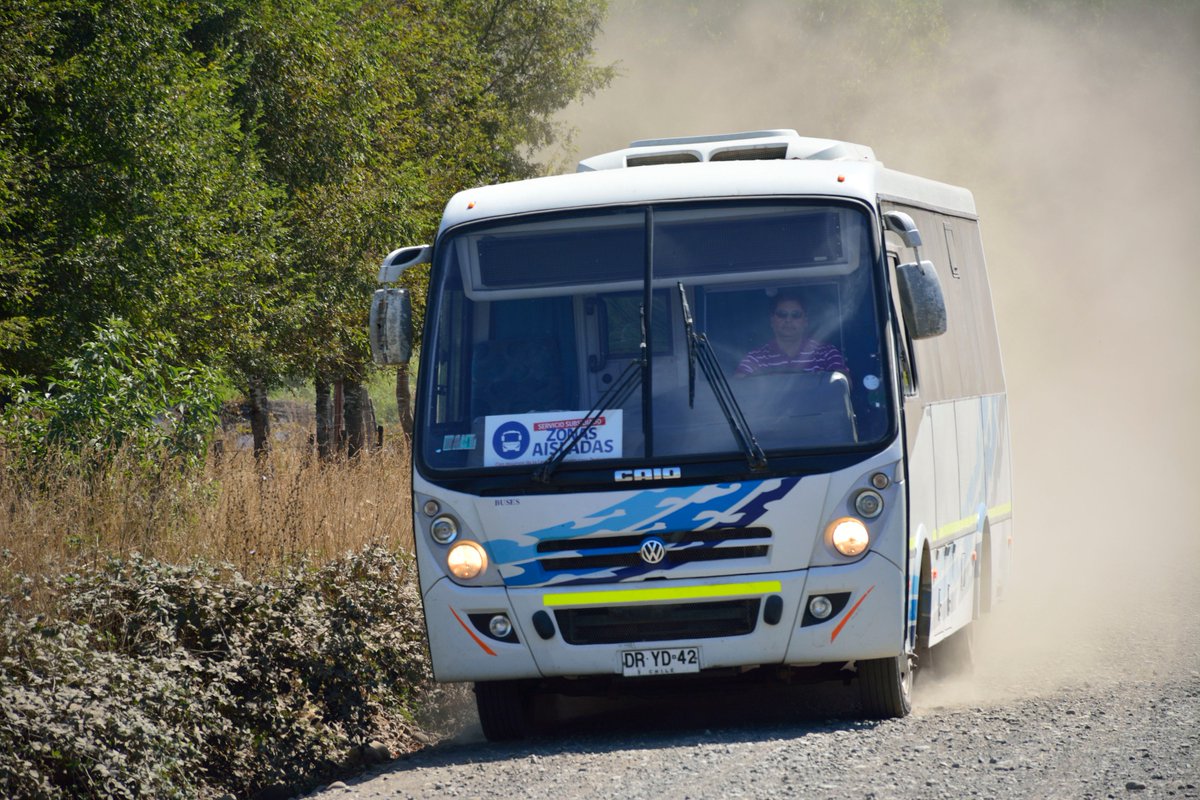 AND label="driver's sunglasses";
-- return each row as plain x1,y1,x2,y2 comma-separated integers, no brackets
773,310,806,320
